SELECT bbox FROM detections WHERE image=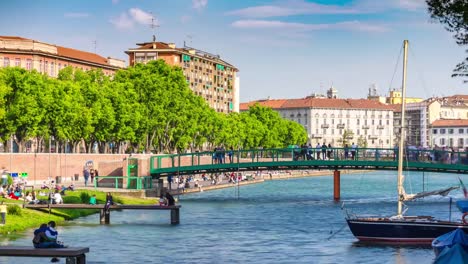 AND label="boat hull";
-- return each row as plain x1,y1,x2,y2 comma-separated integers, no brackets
346,218,468,245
